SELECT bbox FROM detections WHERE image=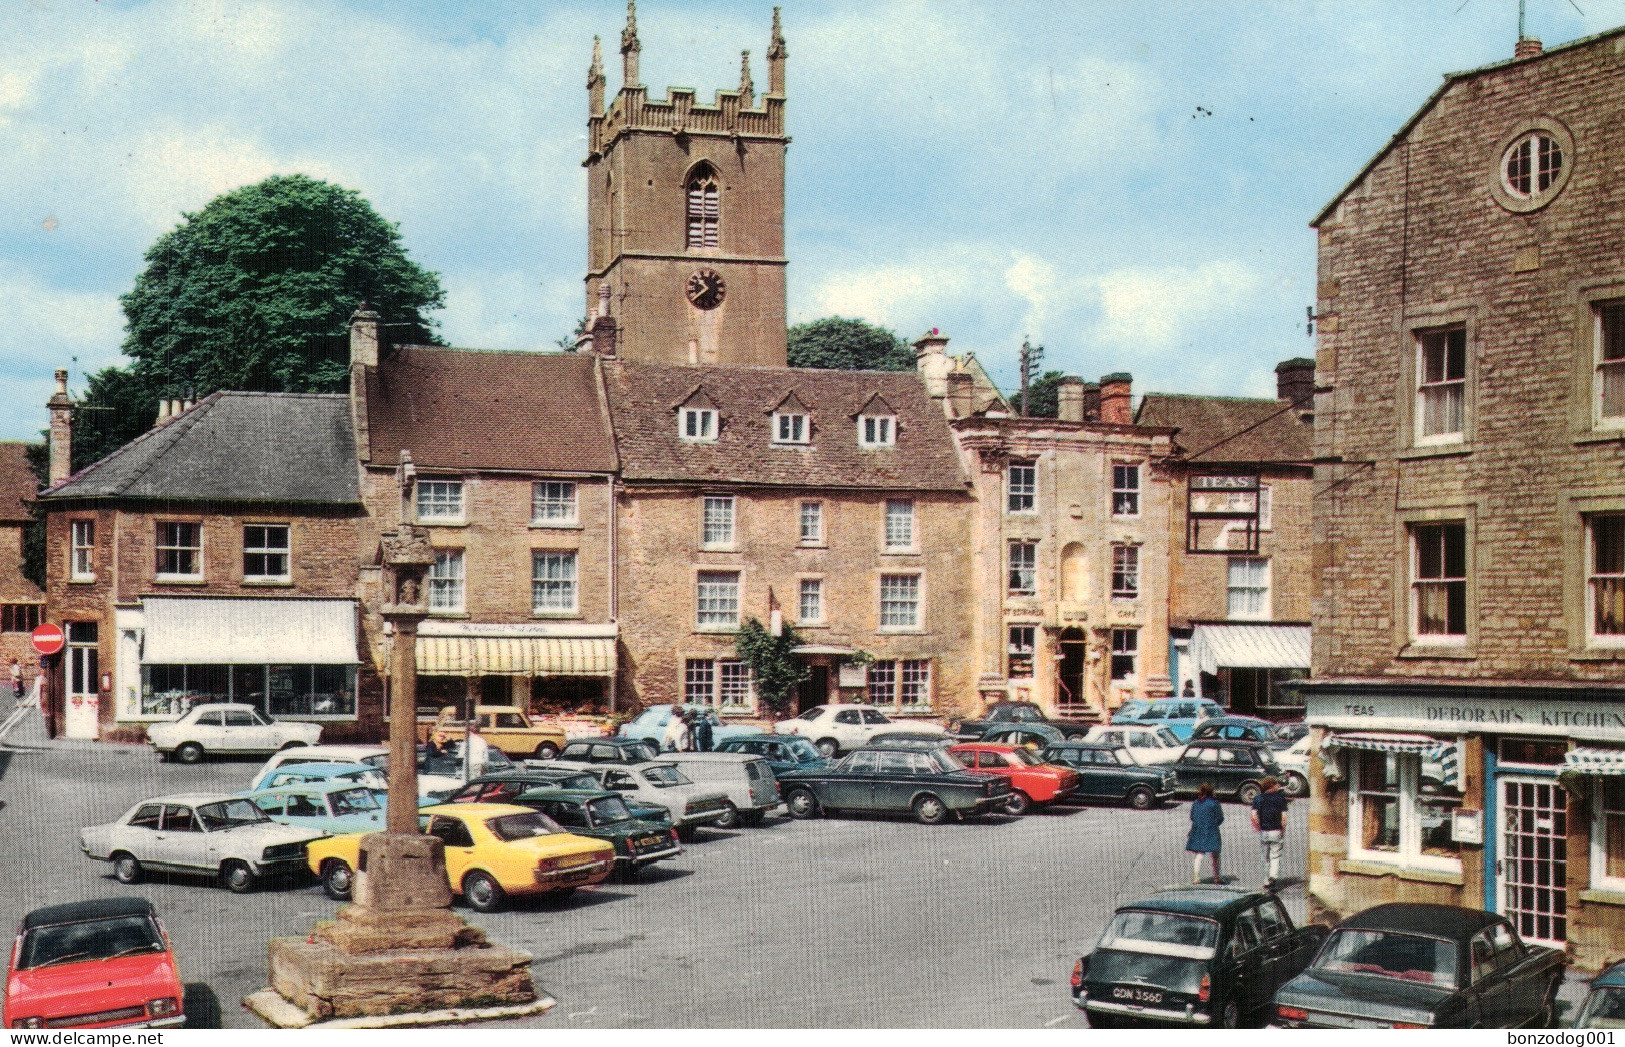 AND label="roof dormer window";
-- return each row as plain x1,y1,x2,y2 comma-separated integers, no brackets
774,412,808,444
859,414,896,448
681,407,717,442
